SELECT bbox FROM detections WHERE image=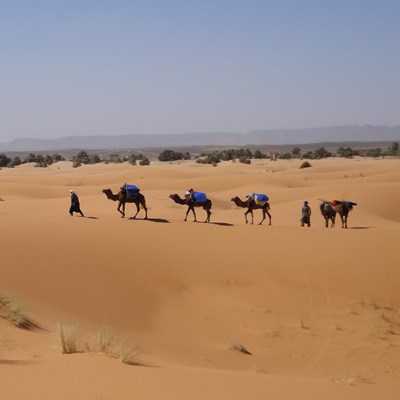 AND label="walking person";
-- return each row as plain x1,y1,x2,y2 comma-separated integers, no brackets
301,200,311,227
69,189,84,217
